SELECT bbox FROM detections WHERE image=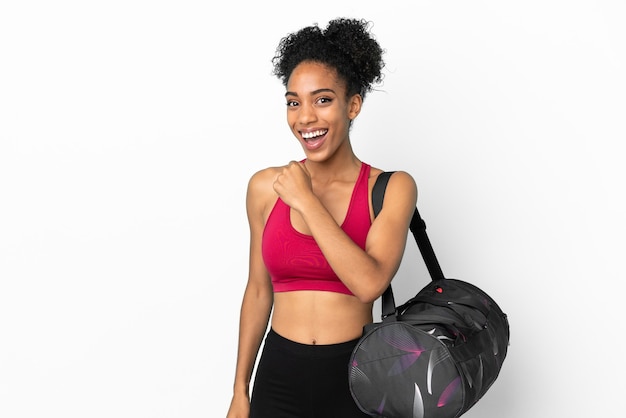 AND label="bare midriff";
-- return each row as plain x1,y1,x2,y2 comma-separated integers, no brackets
271,291,373,345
